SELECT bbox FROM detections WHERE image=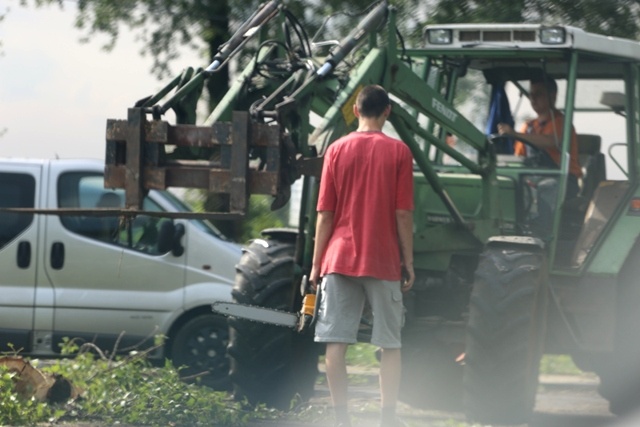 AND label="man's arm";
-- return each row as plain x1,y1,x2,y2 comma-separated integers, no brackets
309,210,334,289
396,209,415,292
497,123,559,150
